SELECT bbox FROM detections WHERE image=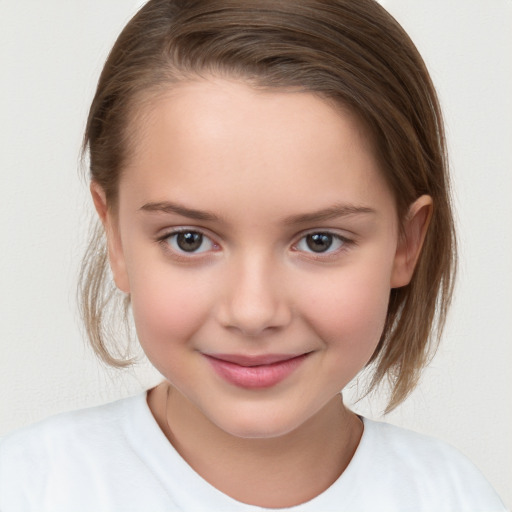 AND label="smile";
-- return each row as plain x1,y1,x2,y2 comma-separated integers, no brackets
203,353,311,389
